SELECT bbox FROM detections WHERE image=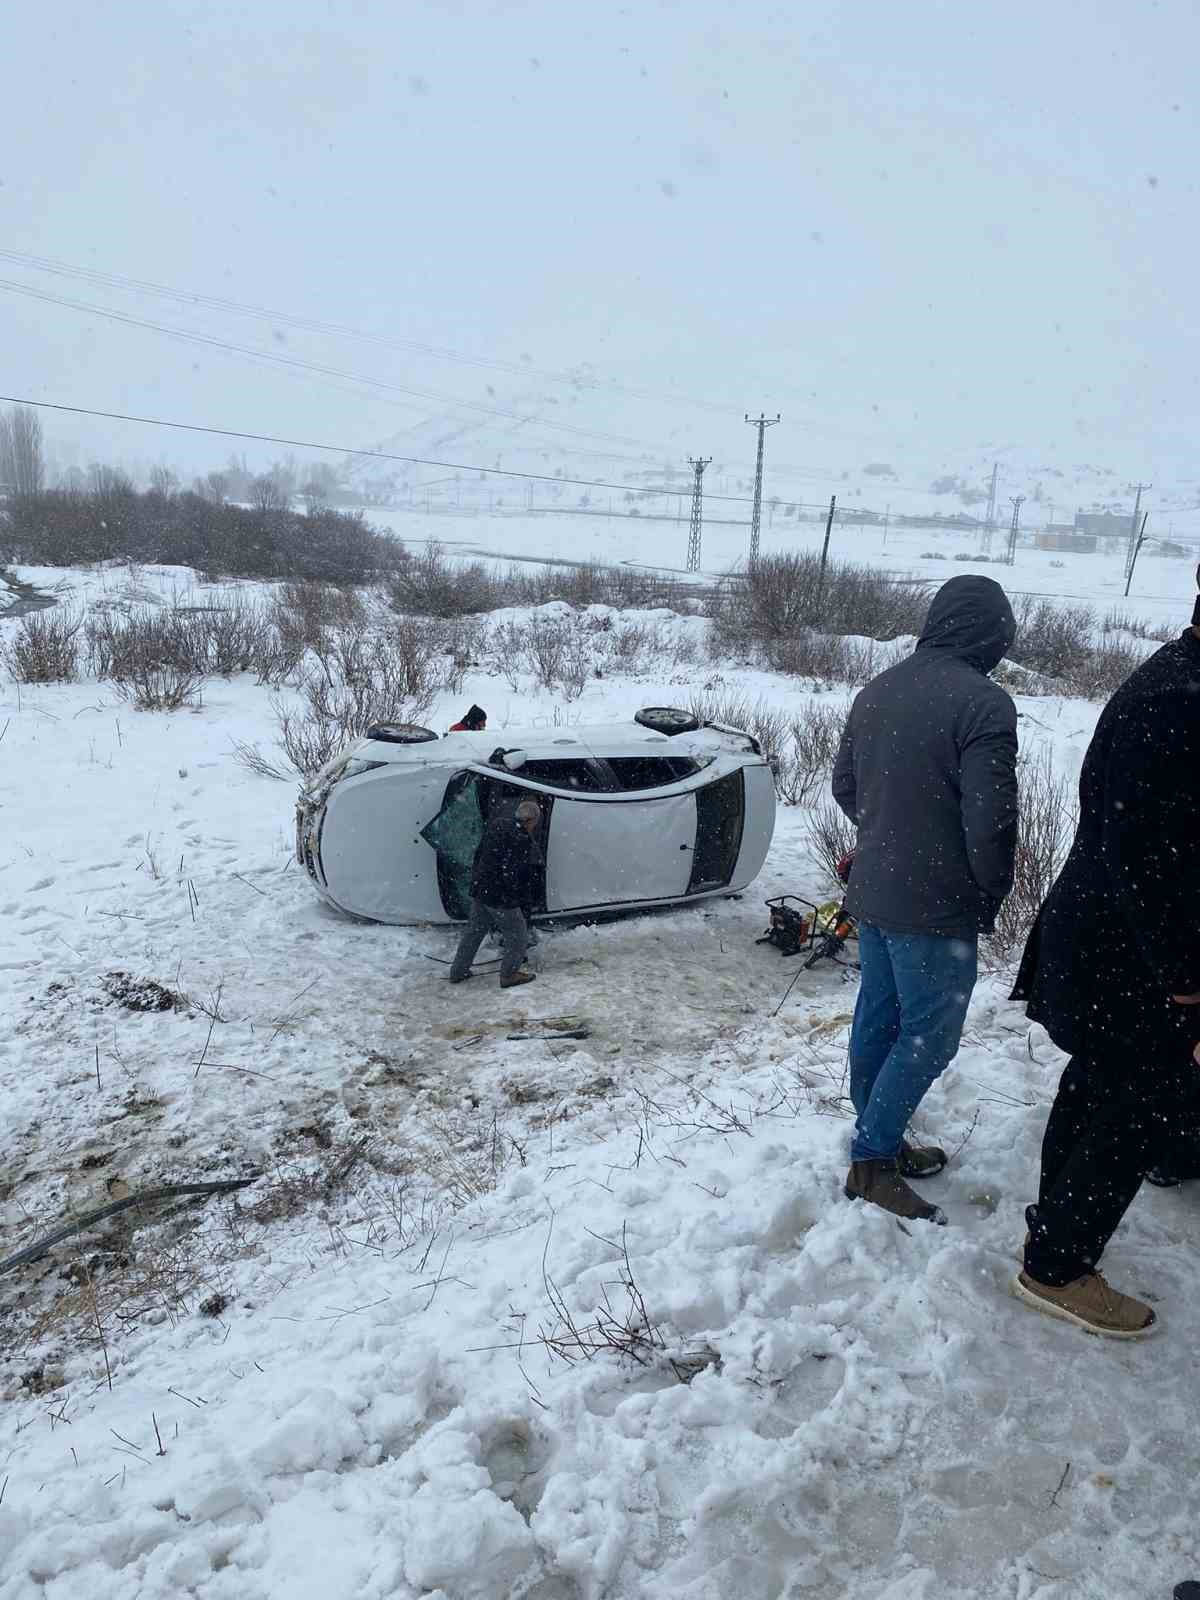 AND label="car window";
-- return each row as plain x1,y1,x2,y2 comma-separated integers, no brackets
688,770,746,893
604,755,705,791
514,758,607,791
